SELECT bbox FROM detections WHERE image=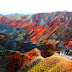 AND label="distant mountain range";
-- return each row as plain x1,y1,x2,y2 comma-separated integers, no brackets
0,11,72,49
